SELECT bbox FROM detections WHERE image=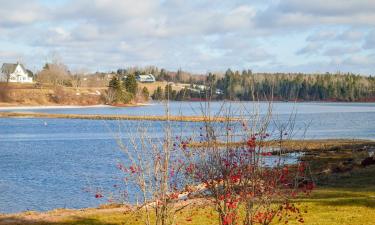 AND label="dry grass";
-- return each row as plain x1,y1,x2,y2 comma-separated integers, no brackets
187,139,375,153
0,81,187,107
0,111,237,122
0,83,106,106
139,81,188,93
